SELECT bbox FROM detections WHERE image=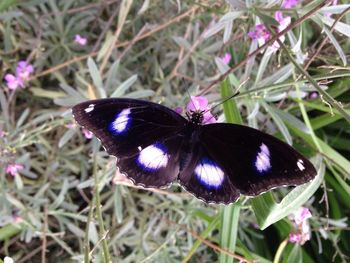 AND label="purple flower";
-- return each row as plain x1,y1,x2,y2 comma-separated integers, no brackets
309,92,318,99
174,107,183,114
248,24,271,45
187,96,208,112
6,163,24,176
65,122,76,129
187,96,216,124
74,34,87,46
221,53,232,65
289,233,301,243
248,12,291,52
270,11,291,52
288,207,312,245
292,207,312,225
4,61,34,90
16,61,34,81
325,0,338,17
282,0,299,8
4,74,24,90
82,128,93,139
